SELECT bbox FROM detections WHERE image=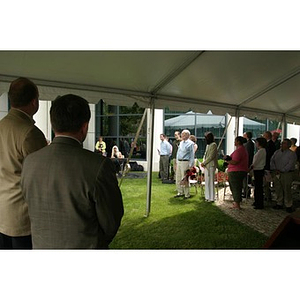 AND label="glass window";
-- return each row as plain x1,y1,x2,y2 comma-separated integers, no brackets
95,101,146,160
243,117,279,139
120,116,147,137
